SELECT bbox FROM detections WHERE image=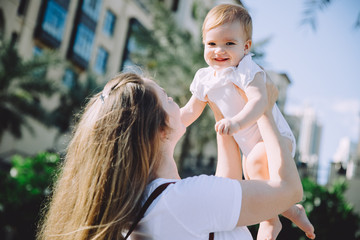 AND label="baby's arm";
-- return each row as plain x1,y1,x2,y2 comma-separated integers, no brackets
180,95,207,127
215,72,268,135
